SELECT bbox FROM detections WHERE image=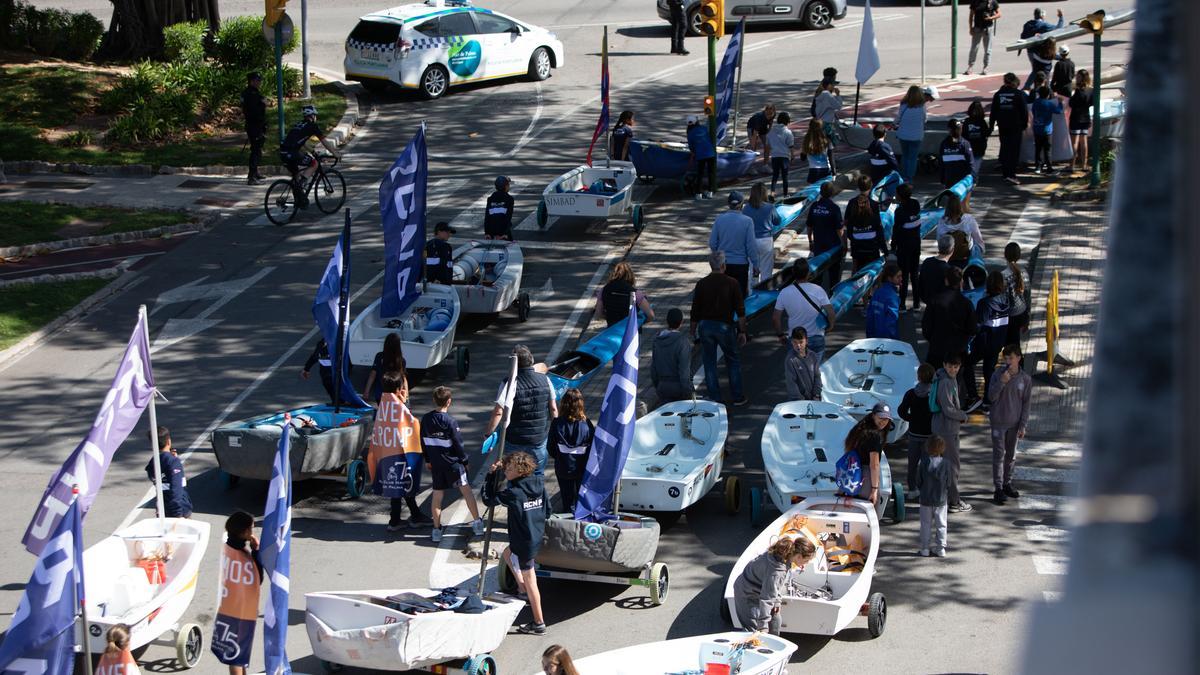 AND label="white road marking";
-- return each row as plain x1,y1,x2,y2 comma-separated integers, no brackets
1020,441,1082,459
1024,524,1070,543
504,81,542,159
1019,494,1074,512
1043,591,1063,602
1007,199,1050,254
1032,555,1069,576
545,249,621,364
515,211,556,232
1014,466,1081,484
150,267,275,354
535,277,554,301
